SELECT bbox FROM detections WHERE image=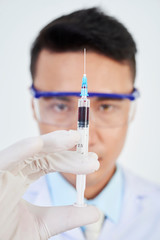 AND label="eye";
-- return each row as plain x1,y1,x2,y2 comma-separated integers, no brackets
49,103,69,112
99,104,113,111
